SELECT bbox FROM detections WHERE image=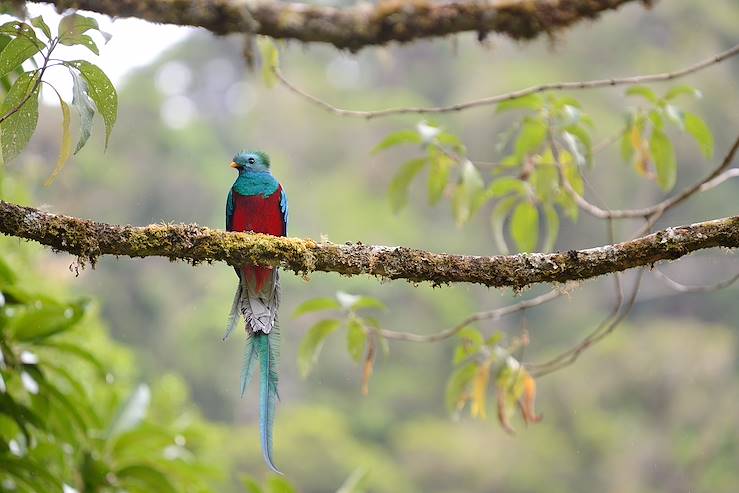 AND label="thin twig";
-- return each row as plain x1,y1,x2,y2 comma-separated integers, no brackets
554,134,739,220
529,268,645,376
377,288,564,343
652,269,739,293
274,44,739,119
